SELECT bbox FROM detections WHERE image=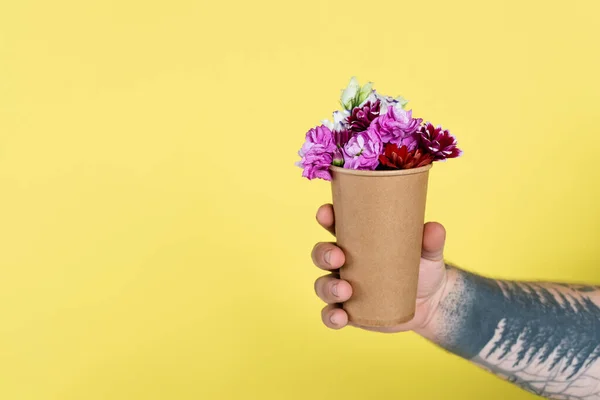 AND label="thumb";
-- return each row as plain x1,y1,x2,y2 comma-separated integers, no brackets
421,222,446,262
